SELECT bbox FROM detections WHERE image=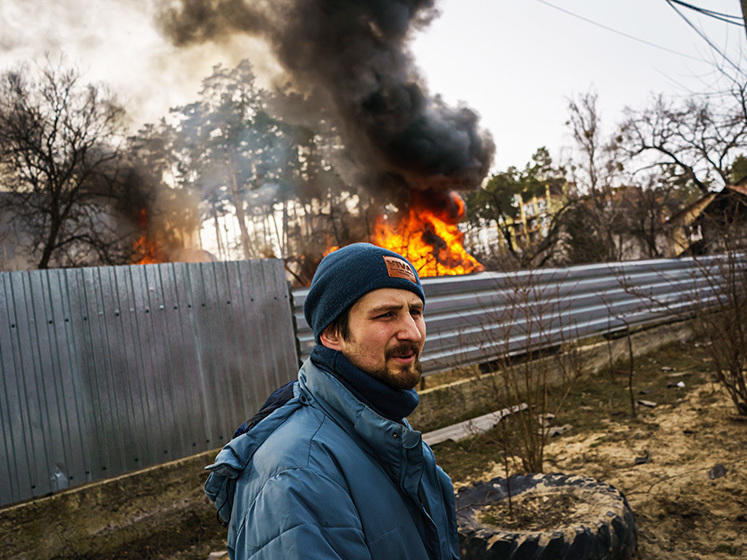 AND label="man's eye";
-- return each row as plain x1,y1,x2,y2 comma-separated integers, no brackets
376,311,394,319
410,309,422,317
